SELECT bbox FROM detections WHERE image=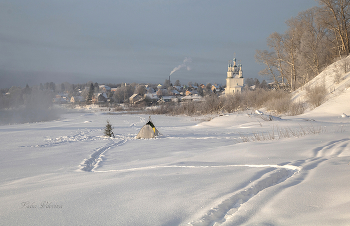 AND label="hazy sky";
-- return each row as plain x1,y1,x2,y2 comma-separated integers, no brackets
0,0,318,88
